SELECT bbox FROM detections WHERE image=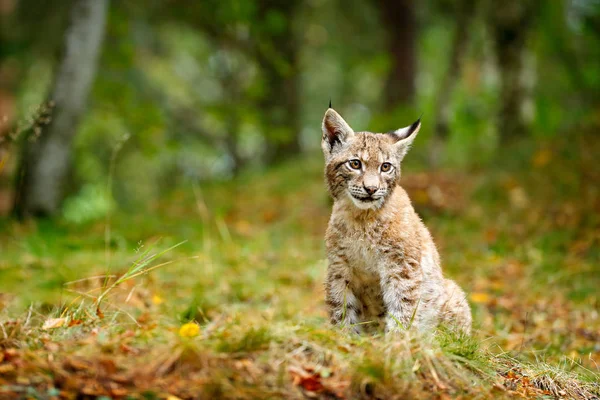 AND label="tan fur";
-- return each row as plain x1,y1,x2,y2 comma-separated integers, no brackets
321,108,471,334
